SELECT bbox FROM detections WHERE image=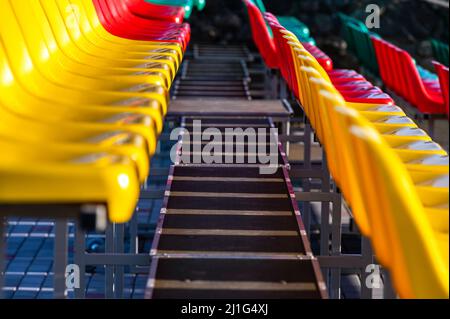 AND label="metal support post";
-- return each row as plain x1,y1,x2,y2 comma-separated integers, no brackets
330,188,342,299
105,223,114,298
54,219,68,299
0,217,4,299
302,122,312,235
74,220,86,299
114,223,125,299
360,237,374,299
382,268,397,299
